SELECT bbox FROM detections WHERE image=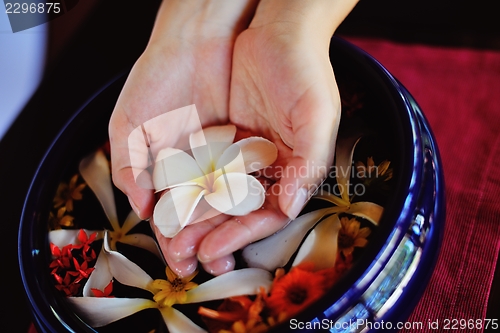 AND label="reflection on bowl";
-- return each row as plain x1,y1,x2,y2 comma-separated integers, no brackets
19,37,444,333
